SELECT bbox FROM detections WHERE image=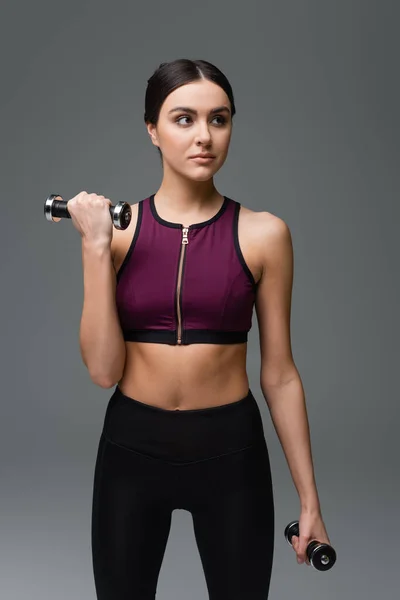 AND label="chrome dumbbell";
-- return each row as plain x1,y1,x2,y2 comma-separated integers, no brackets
44,194,132,230
284,520,337,571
